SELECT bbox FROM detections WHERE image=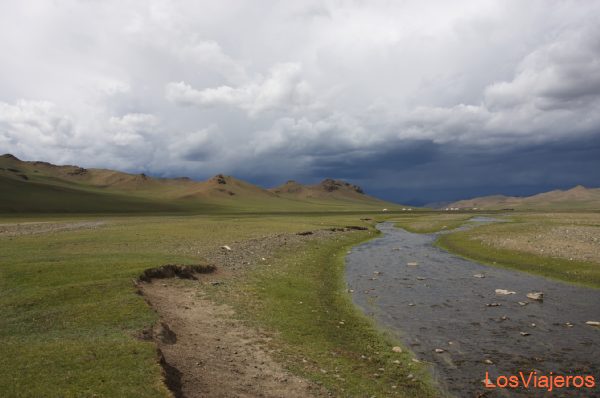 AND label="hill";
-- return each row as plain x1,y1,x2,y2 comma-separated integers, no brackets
269,179,389,206
0,154,399,213
447,185,600,210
